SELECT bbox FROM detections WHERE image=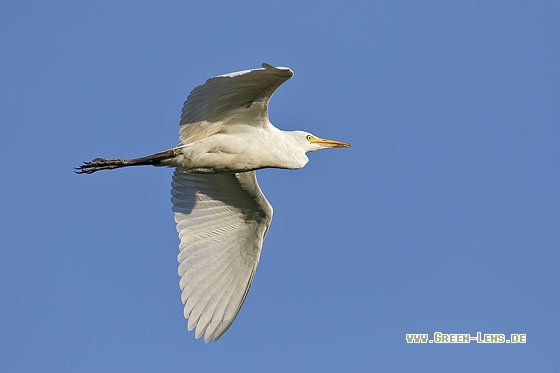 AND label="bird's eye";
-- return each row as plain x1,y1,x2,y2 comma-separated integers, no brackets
306,135,313,141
